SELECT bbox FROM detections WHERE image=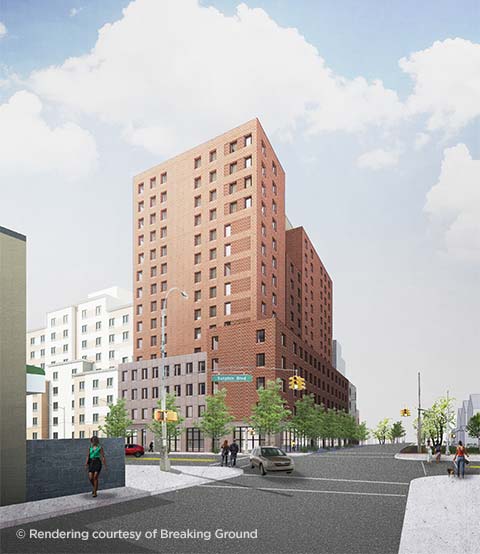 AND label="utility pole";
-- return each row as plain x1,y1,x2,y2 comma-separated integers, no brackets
417,372,422,453
445,390,450,456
